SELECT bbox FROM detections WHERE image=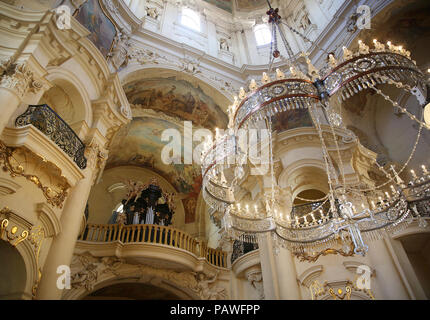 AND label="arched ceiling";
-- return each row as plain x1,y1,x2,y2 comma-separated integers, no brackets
84,282,182,300
202,0,267,13
123,75,228,129
111,69,229,226
106,115,203,224
121,68,232,113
